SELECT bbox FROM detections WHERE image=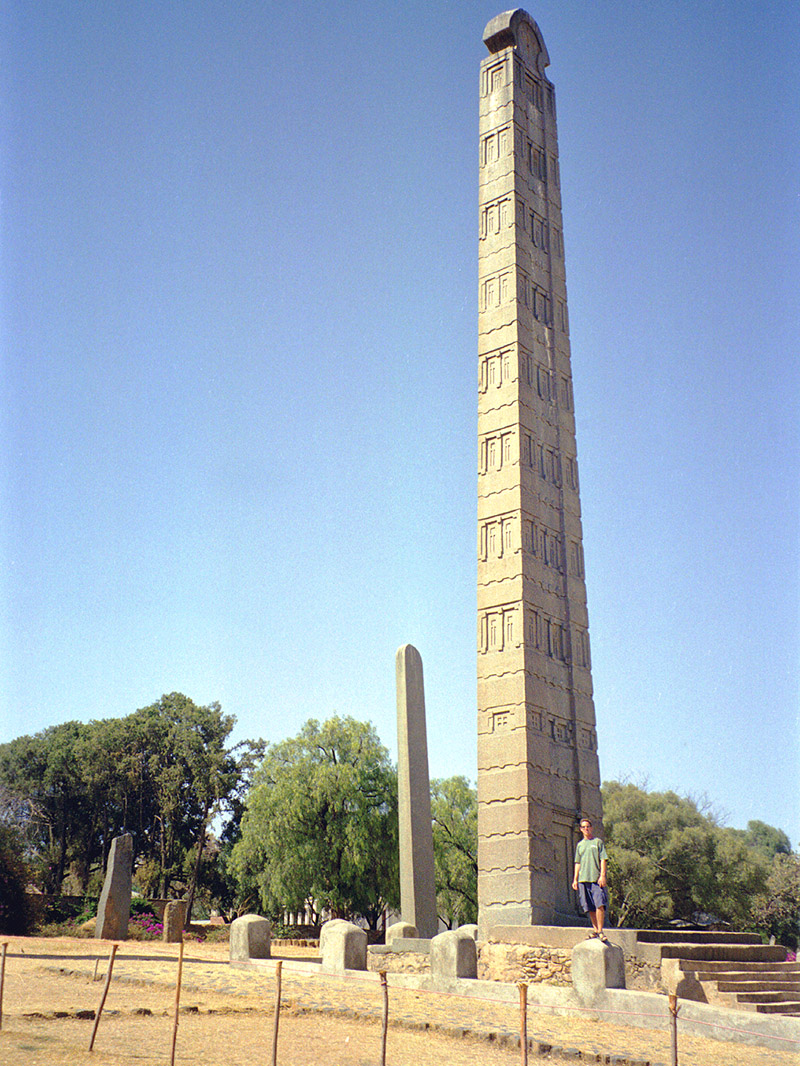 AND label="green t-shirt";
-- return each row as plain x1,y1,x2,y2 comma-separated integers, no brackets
574,837,607,883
